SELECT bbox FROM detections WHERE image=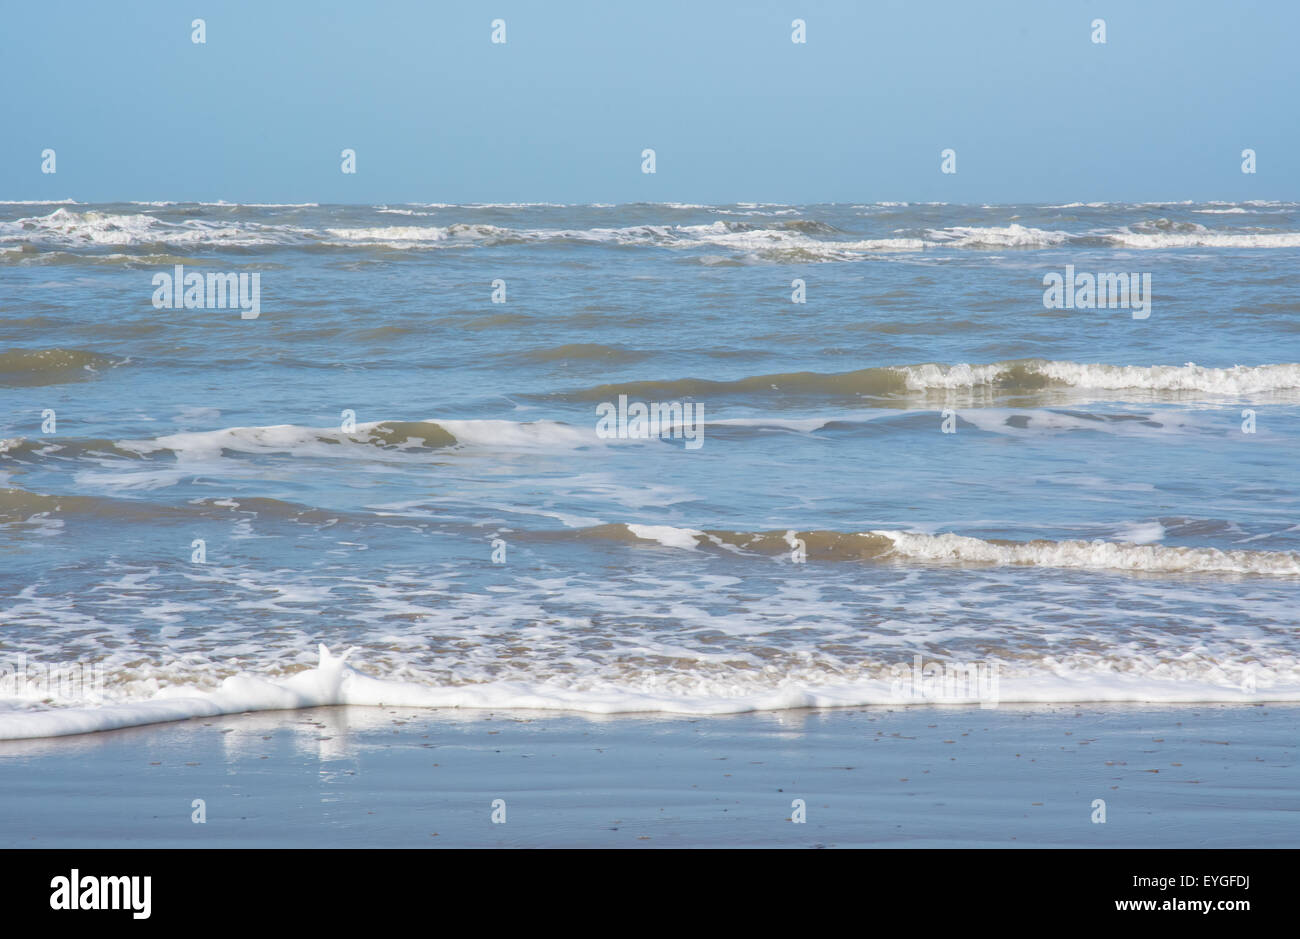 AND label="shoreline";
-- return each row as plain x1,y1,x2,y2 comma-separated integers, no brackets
0,702,1294,848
